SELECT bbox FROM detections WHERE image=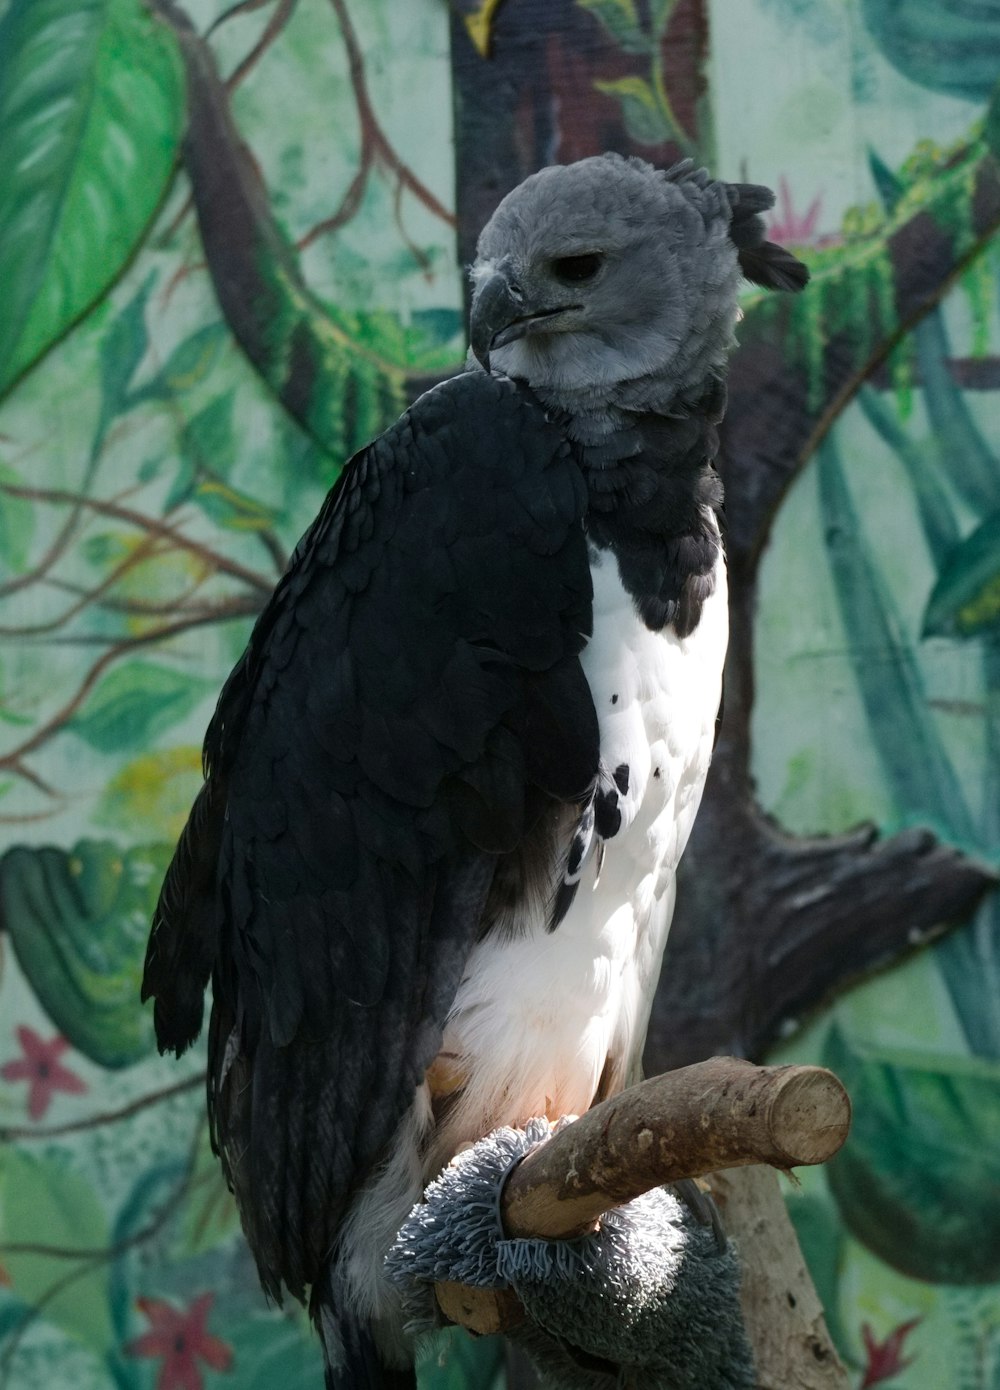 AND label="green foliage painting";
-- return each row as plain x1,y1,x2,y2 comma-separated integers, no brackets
1,0,999,1387
0,1,481,1386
